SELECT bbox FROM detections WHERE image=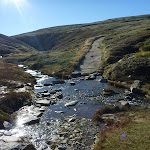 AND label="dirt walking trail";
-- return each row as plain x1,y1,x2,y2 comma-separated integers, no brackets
74,36,105,74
